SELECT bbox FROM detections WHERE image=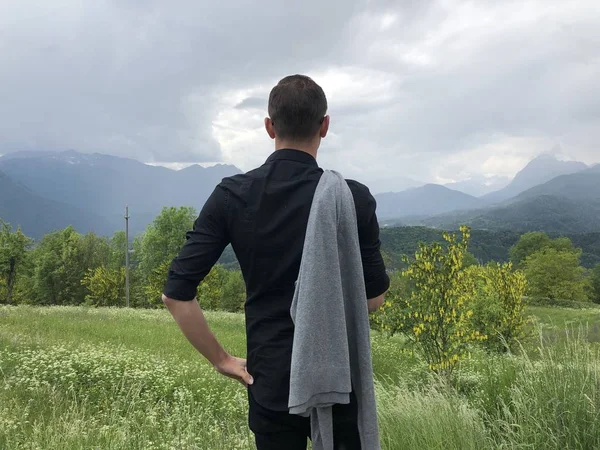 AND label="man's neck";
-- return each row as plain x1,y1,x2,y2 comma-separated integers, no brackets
275,140,319,159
